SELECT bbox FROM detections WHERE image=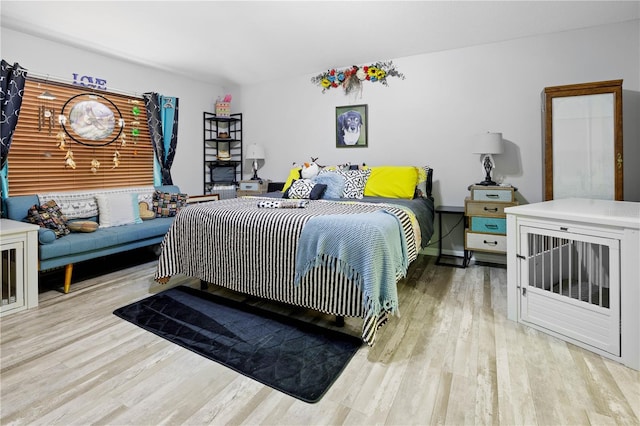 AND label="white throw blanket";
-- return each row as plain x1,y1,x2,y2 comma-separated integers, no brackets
294,210,408,322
